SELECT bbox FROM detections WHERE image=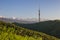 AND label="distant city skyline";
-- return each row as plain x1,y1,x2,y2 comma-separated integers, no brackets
0,0,60,20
